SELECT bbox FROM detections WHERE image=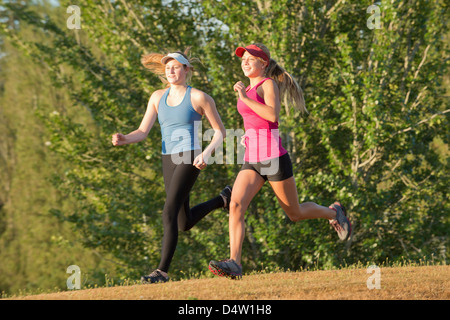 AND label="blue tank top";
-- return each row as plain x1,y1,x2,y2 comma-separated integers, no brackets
158,86,202,154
